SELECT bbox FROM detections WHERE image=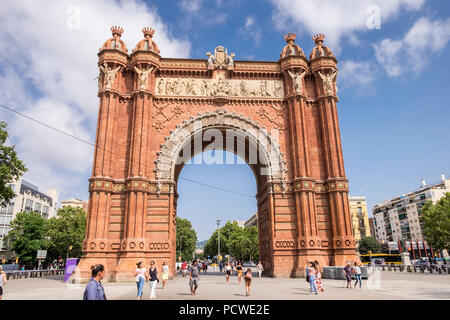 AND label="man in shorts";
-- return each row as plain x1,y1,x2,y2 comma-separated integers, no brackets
189,260,200,295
